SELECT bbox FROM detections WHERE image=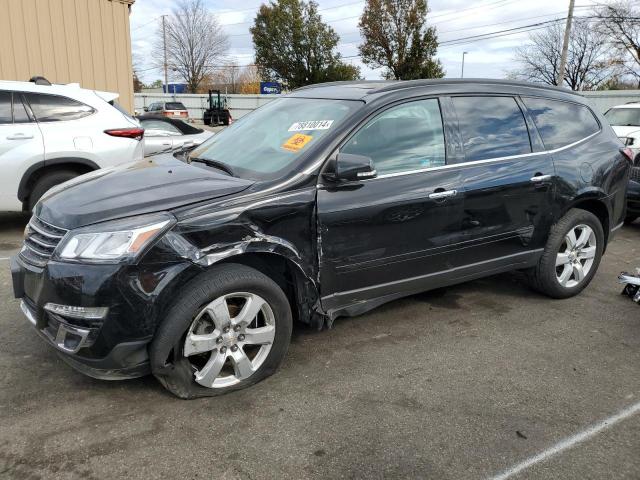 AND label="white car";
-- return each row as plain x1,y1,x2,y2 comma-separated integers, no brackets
0,77,144,212
137,115,213,156
604,102,640,164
